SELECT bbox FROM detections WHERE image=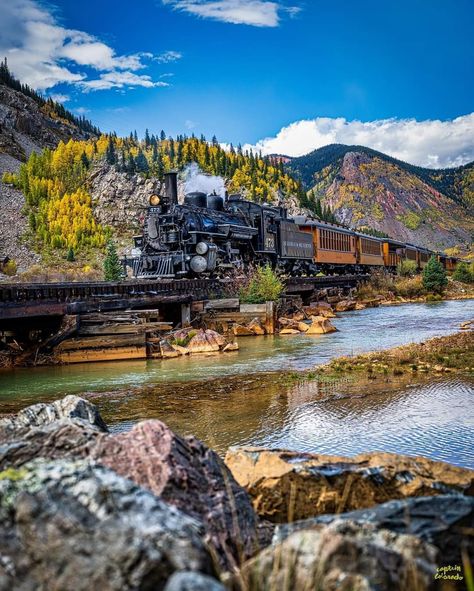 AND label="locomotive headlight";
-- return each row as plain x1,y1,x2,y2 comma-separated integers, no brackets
196,241,209,255
149,194,161,206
